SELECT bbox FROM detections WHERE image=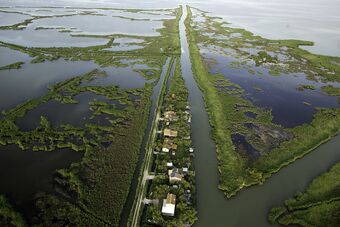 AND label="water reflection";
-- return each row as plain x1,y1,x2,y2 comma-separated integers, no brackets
0,145,83,218
0,59,98,111
205,52,339,127
0,11,32,26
